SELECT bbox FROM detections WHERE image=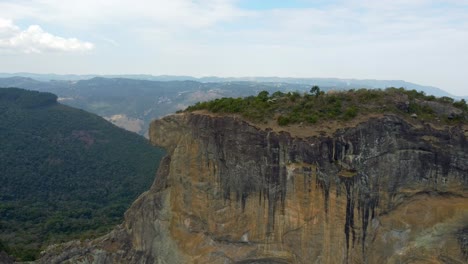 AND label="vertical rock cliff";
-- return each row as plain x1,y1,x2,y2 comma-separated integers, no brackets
39,113,468,264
